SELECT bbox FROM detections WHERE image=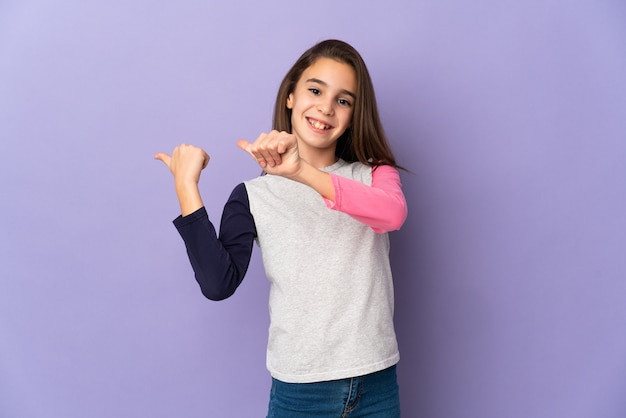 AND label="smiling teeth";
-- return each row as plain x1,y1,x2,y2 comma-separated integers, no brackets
309,119,330,130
